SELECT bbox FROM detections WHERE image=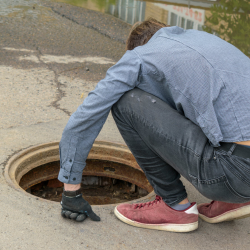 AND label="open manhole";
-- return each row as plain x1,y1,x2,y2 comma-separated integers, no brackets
5,141,154,205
